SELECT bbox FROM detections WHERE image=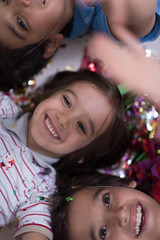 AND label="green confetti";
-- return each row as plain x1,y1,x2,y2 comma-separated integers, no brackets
39,196,44,200
65,196,73,202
